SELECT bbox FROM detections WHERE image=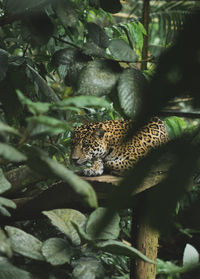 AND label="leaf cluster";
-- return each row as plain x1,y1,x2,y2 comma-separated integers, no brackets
0,207,154,278
0,1,200,278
